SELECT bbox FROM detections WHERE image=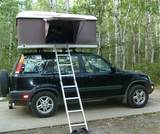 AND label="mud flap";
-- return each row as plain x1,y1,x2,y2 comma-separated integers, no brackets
71,128,88,134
